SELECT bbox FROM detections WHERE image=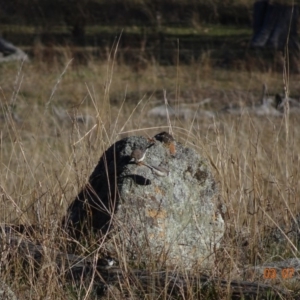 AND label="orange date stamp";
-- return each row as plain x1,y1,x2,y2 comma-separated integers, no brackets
263,268,295,279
